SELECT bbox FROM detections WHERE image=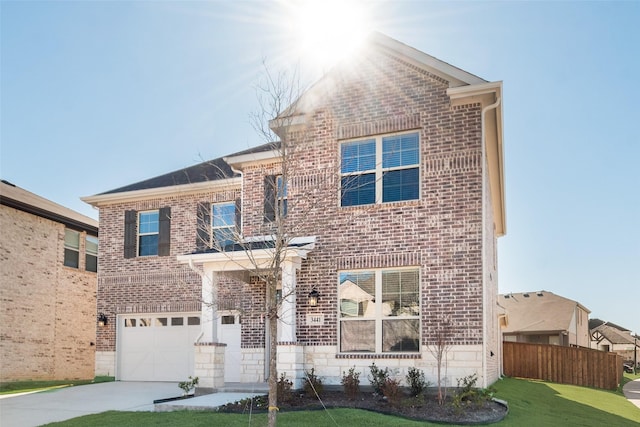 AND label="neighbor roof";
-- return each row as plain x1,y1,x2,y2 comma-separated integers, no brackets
499,291,590,334
0,180,98,234
591,322,636,345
